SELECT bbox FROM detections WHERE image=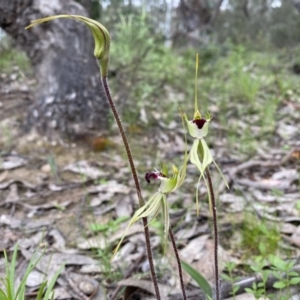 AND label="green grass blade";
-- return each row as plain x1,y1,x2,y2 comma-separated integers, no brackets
3,247,17,300
0,287,9,300
10,245,19,299
181,260,213,298
36,281,47,300
15,249,46,300
3,275,12,300
15,256,38,299
43,264,64,300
